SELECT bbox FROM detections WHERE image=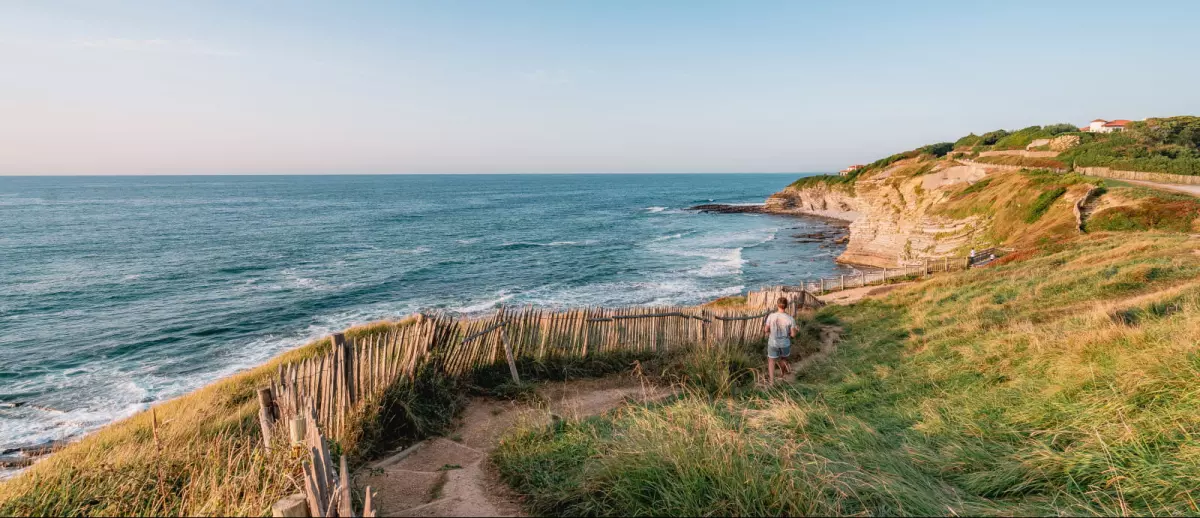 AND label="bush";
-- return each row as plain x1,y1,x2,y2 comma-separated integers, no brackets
955,133,982,148
993,126,1053,150
1059,117,1200,176
1043,123,1079,135
979,130,1009,146
918,142,954,157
